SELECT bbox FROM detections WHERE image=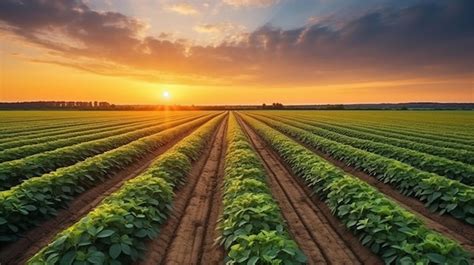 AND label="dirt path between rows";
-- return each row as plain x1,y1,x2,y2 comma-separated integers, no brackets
237,115,381,265
137,117,227,265
248,114,474,254
0,117,213,265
